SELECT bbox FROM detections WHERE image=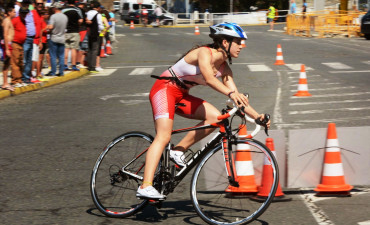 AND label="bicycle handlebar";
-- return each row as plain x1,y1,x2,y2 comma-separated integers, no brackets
217,99,270,138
